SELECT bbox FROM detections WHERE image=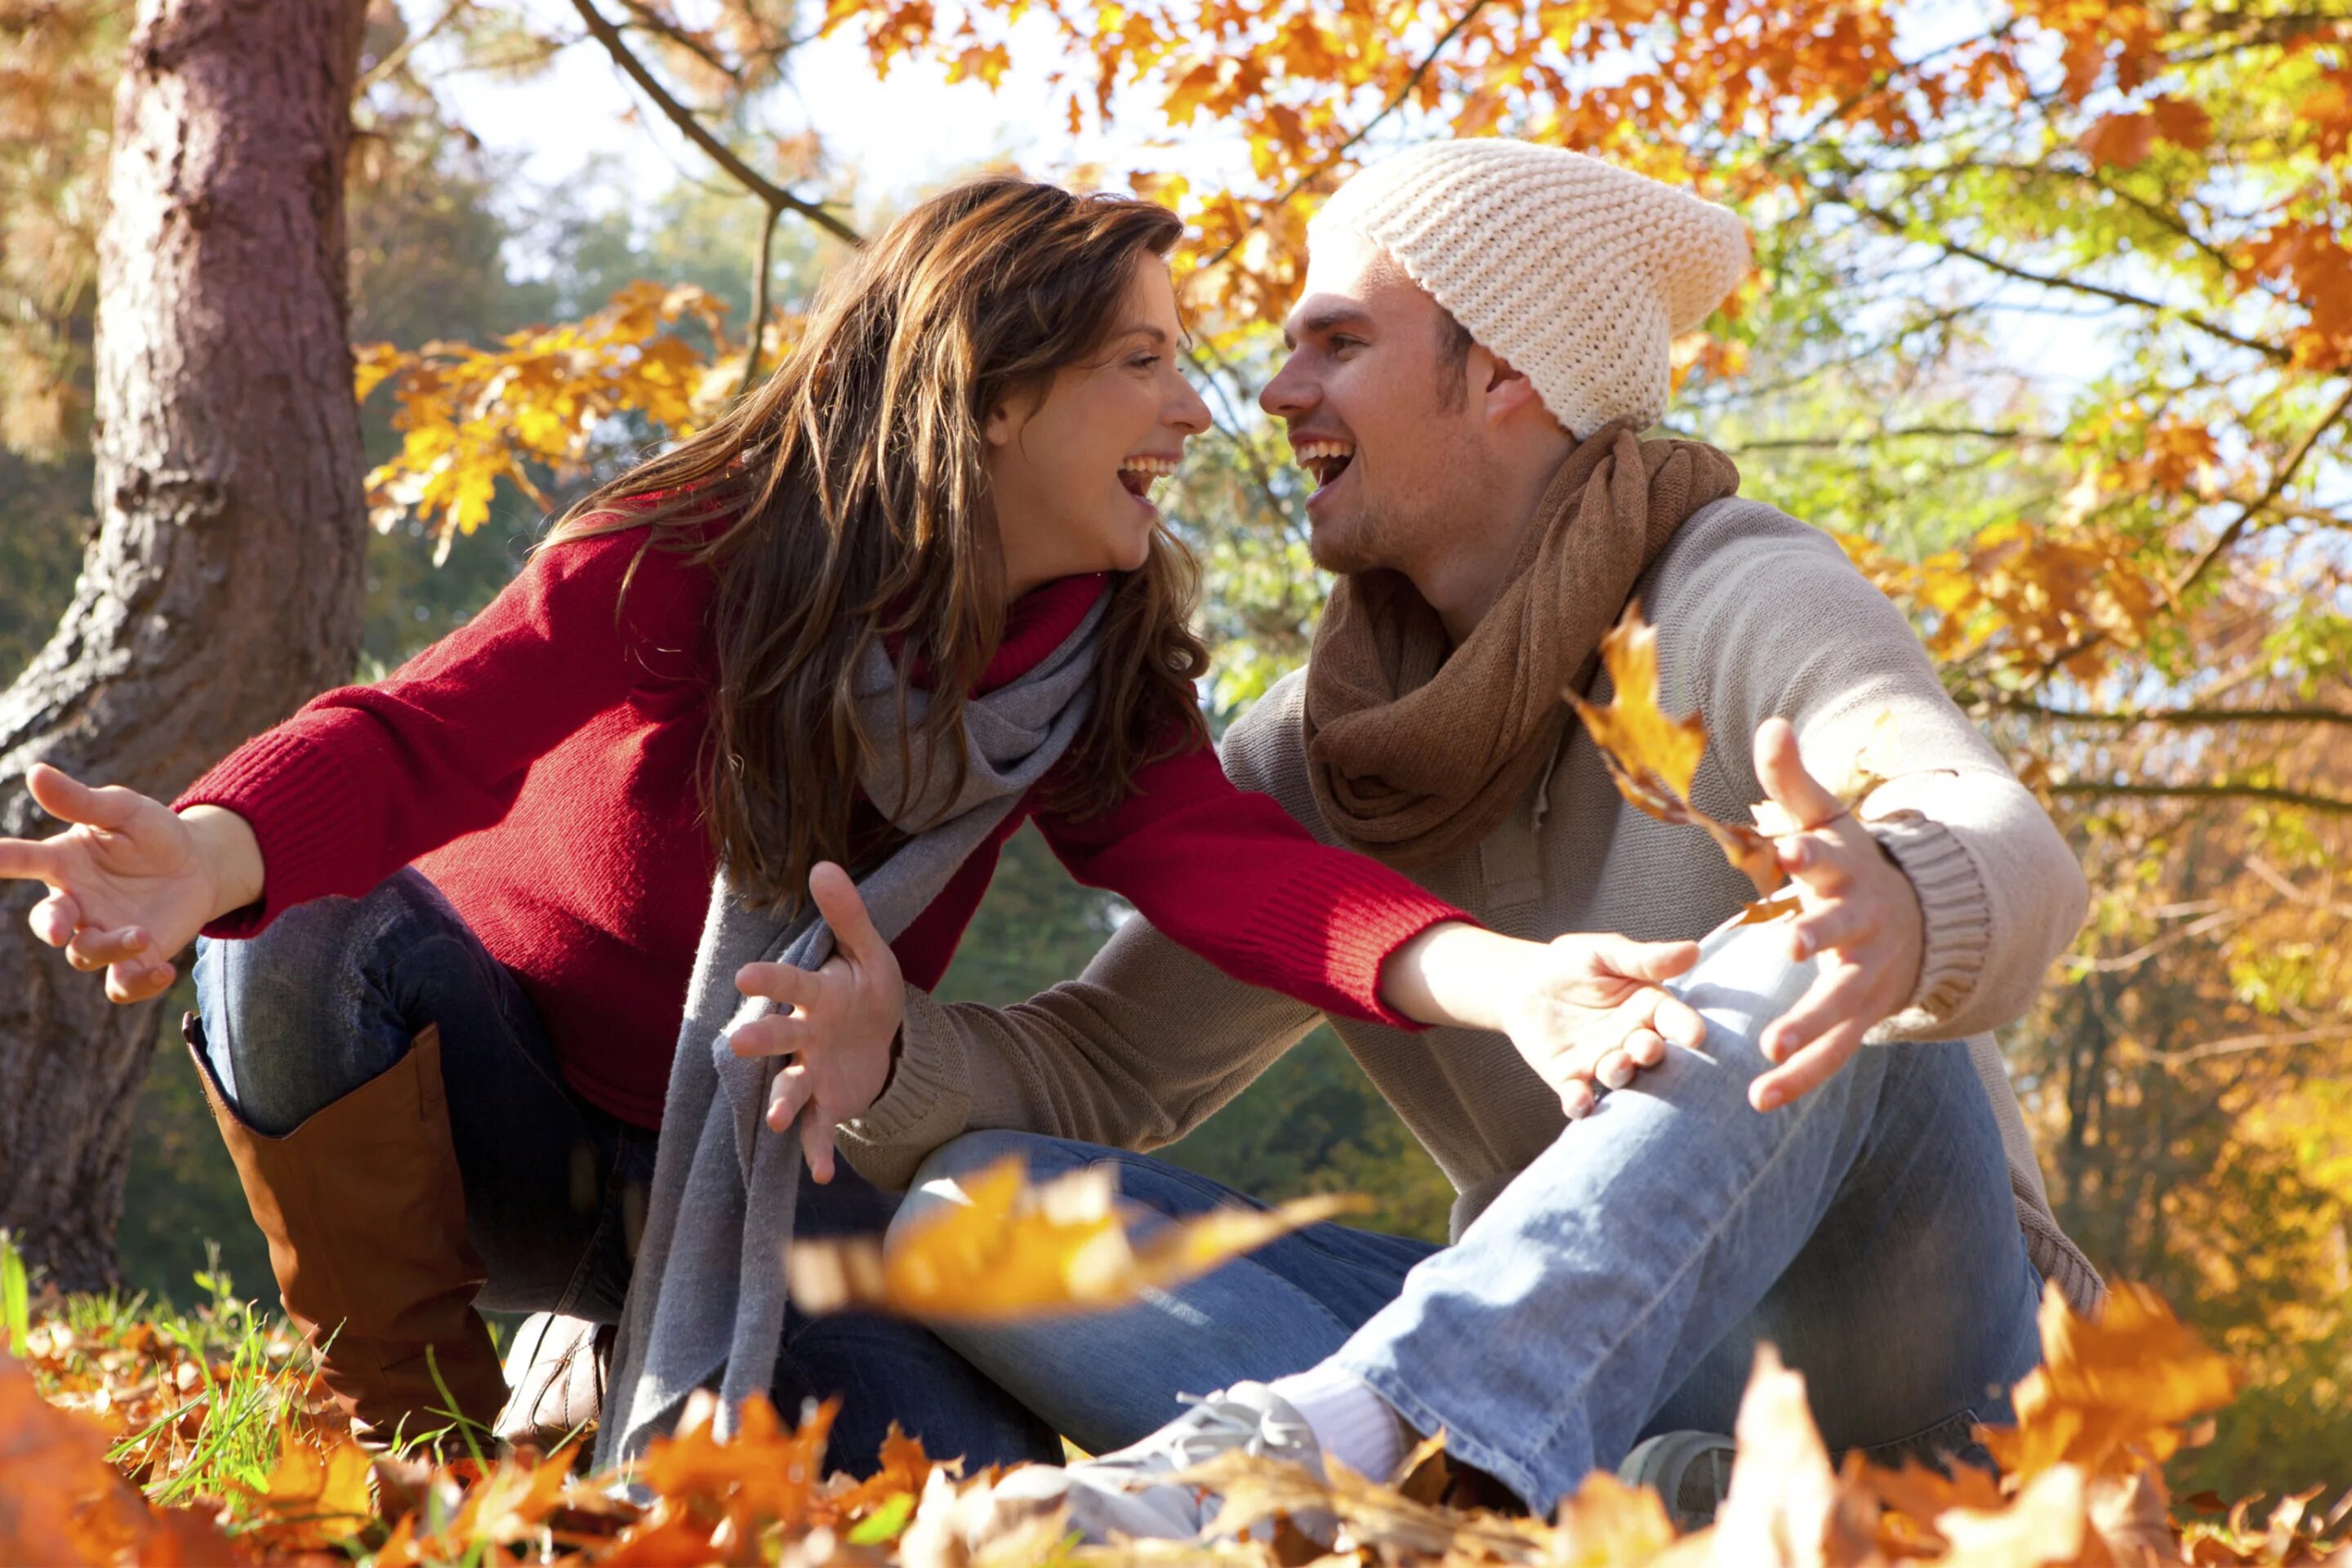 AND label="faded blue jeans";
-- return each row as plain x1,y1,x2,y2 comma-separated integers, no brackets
896,920,2045,1511
192,867,1060,1476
